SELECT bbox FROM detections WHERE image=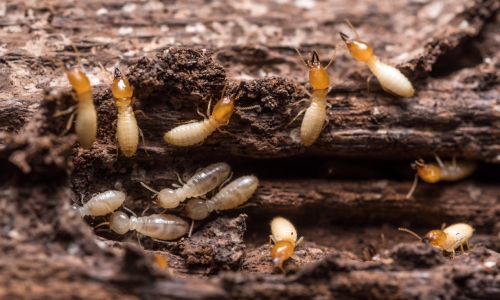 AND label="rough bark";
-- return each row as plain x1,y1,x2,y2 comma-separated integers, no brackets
1,0,500,299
